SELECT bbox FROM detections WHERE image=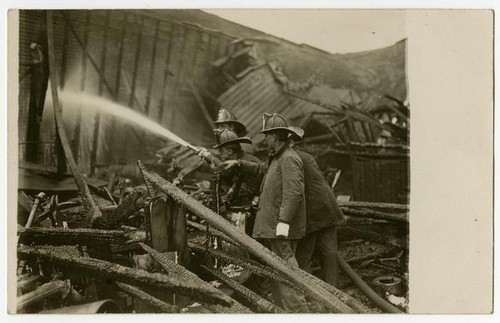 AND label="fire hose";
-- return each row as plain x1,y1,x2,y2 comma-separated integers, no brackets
338,255,402,313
